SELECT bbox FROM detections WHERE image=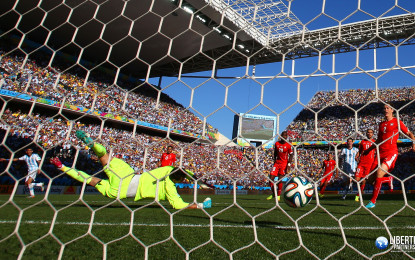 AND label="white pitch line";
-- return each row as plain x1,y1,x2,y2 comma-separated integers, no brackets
1,220,415,230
